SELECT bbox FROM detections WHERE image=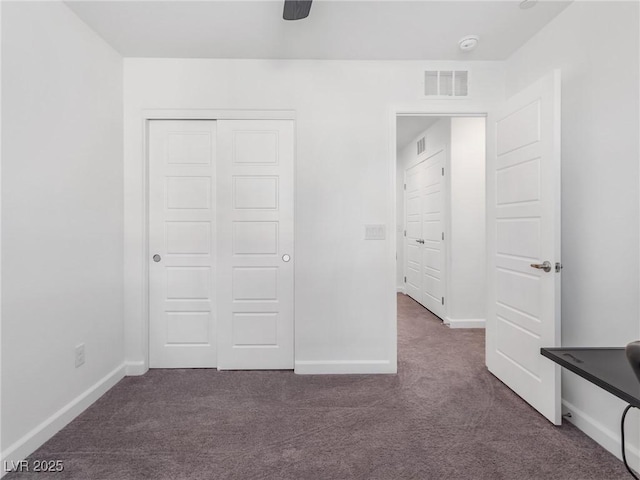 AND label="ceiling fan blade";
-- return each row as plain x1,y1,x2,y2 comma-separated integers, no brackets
283,0,312,20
